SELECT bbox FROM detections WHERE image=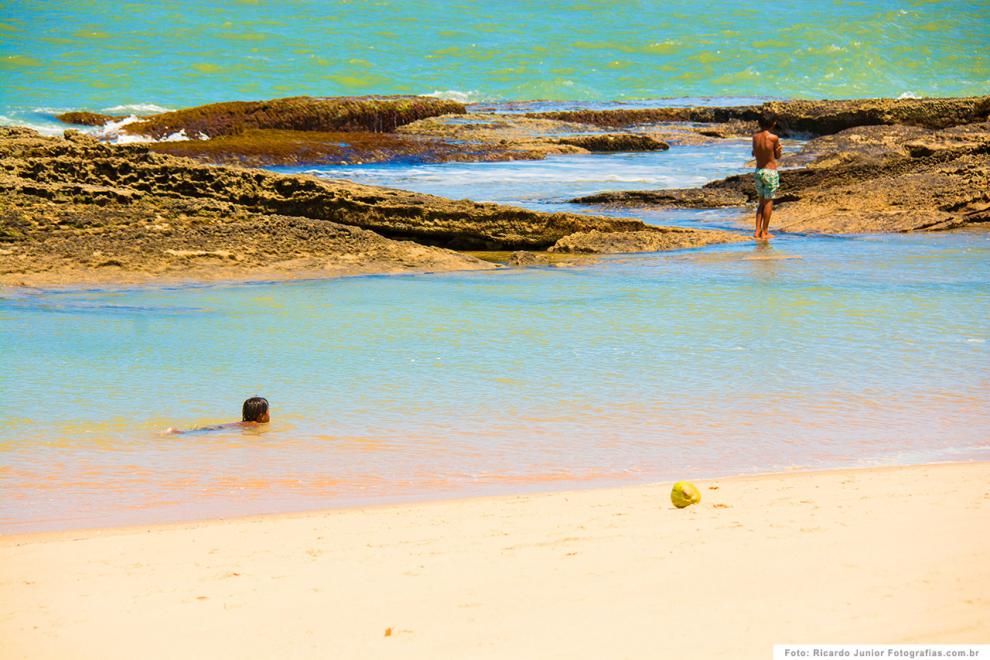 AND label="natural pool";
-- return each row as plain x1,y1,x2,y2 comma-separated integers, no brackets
2,144,988,533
